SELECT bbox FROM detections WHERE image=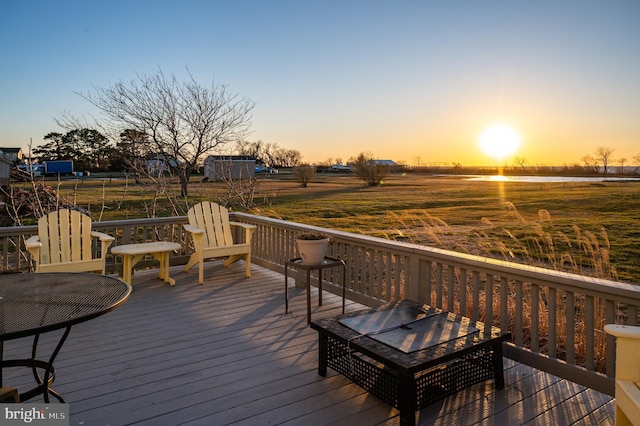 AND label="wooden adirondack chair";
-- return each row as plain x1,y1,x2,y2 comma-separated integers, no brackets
605,324,640,426
25,209,115,274
183,201,256,284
